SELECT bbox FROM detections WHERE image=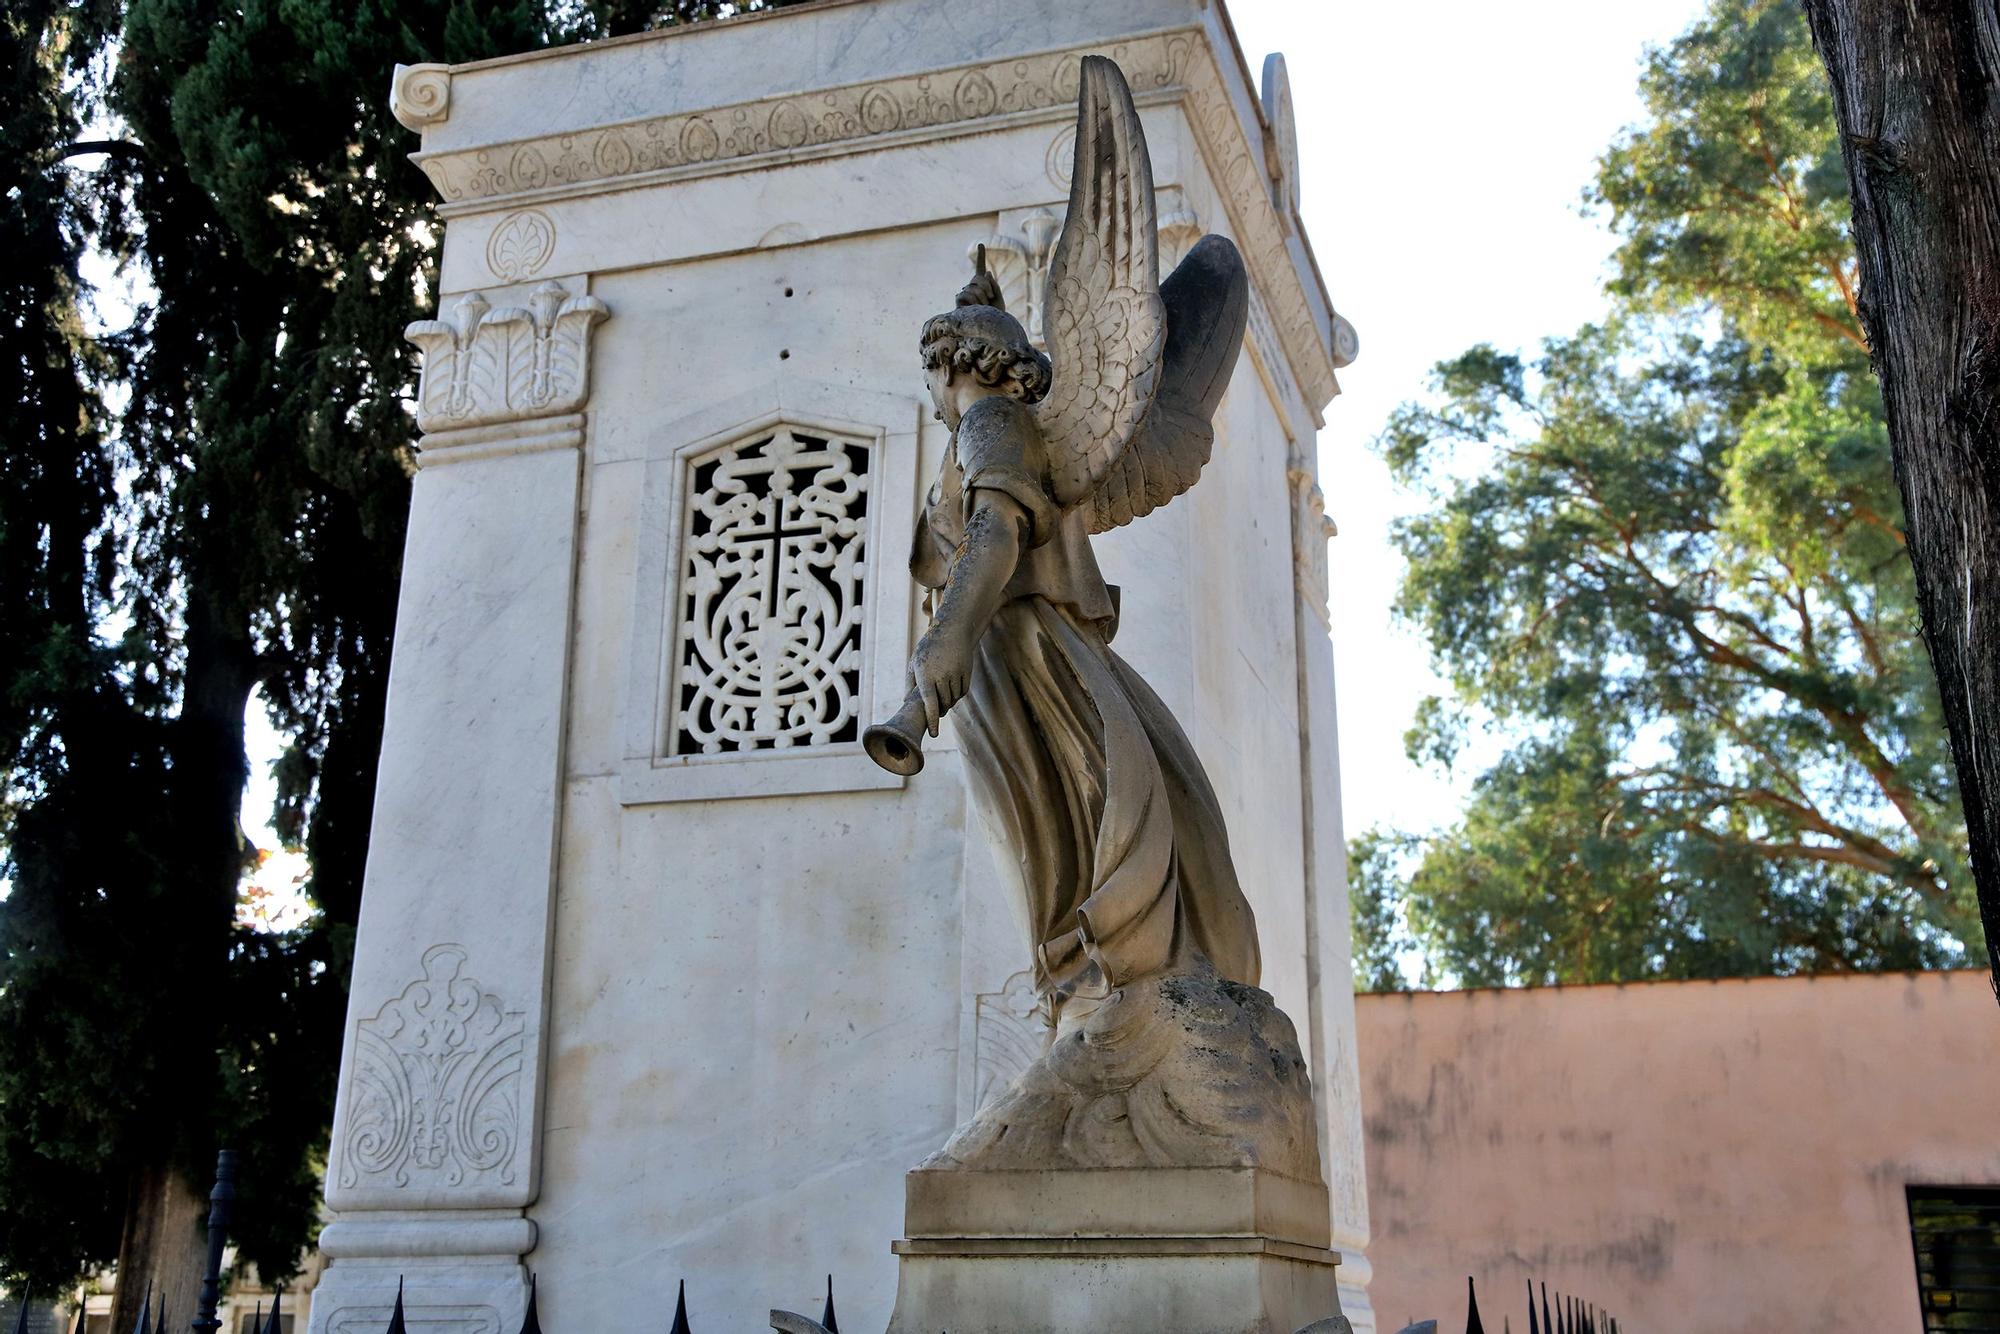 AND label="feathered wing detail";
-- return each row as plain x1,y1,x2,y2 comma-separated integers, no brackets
1035,56,1167,510
1089,234,1250,533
